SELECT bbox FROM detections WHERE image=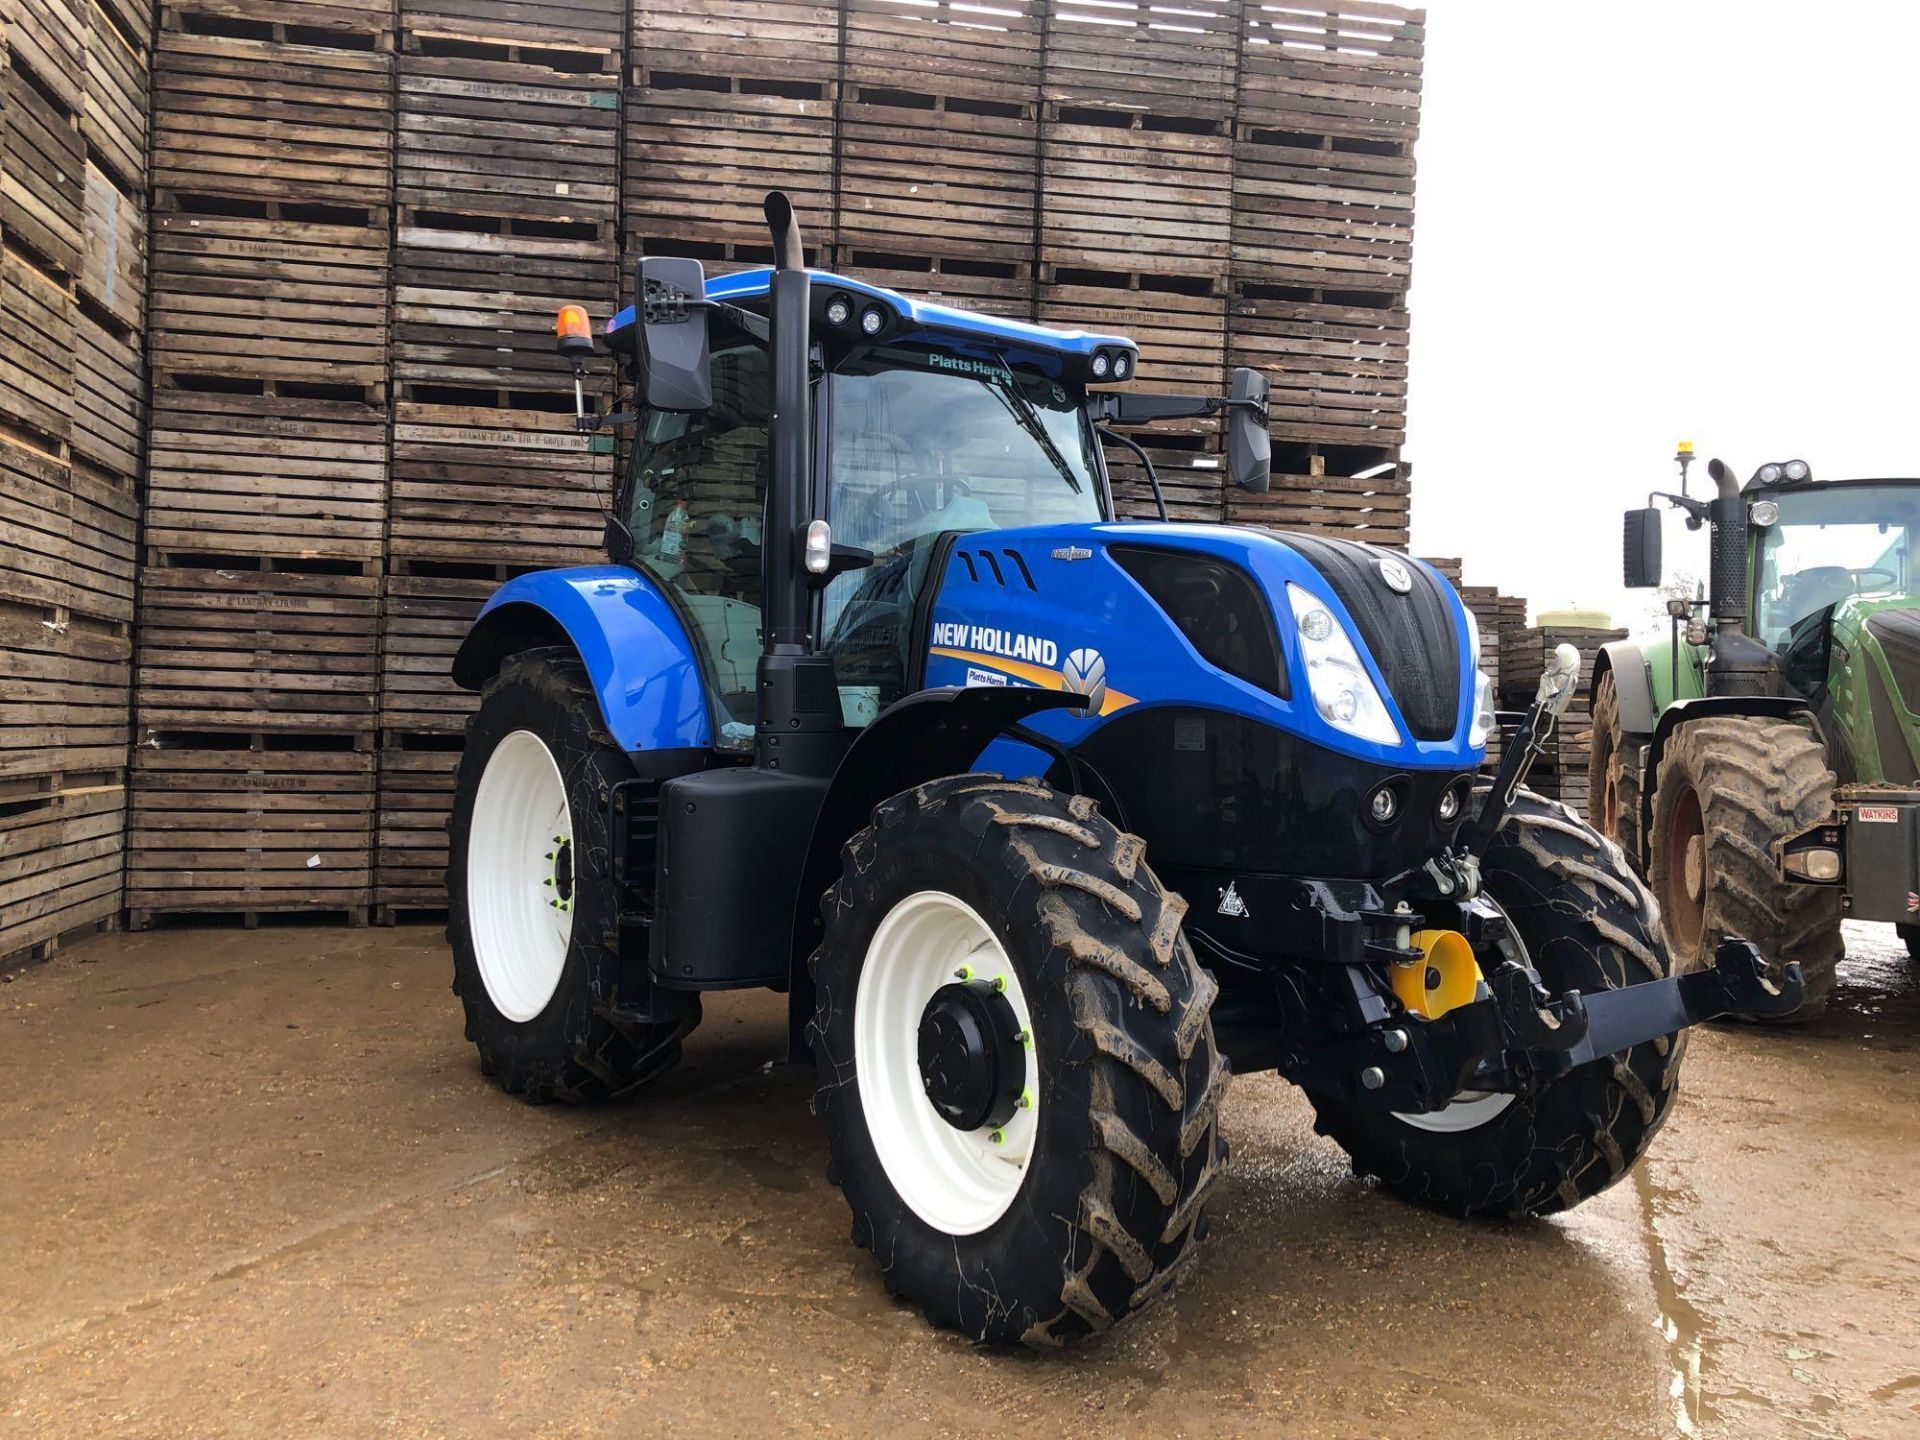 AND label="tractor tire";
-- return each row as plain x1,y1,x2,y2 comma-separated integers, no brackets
1309,787,1684,1218
1588,669,1645,873
1647,716,1843,1020
447,648,697,1103
809,774,1227,1347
